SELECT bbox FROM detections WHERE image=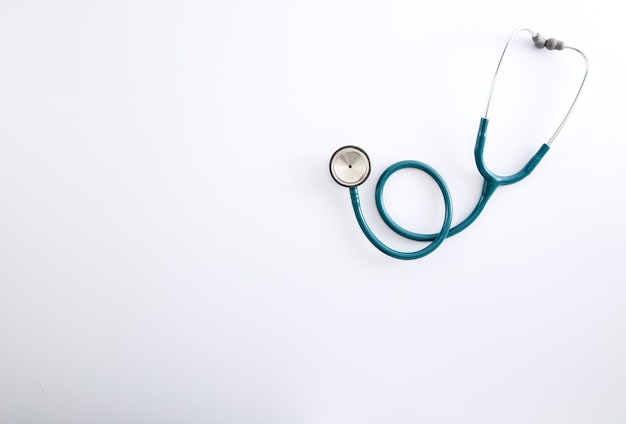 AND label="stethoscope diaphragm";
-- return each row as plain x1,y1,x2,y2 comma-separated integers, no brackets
329,145,371,187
